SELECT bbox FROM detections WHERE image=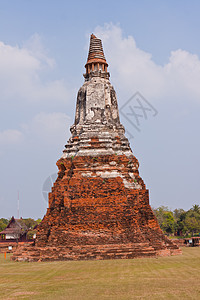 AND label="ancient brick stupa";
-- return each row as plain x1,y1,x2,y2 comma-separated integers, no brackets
12,34,181,261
